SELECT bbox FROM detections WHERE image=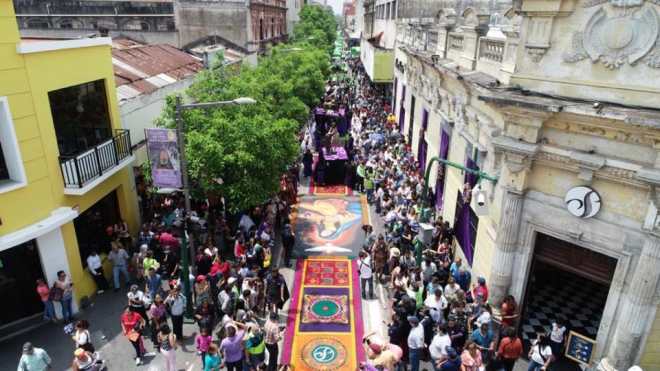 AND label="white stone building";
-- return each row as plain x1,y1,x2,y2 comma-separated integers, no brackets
392,0,660,368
